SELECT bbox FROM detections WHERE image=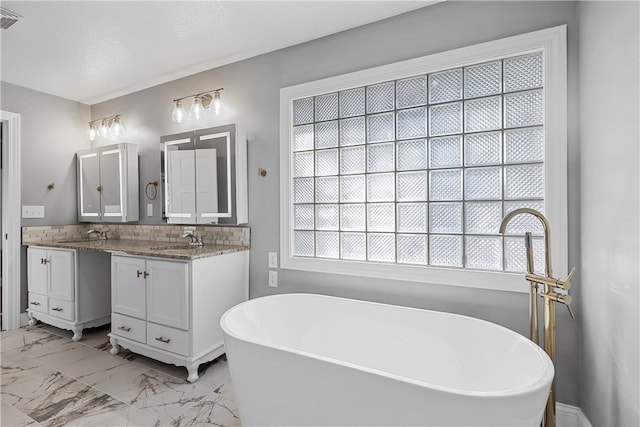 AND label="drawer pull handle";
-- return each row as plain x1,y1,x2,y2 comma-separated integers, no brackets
30,301,40,306
52,307,63,312
155,337,171,344
117,326,131,332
